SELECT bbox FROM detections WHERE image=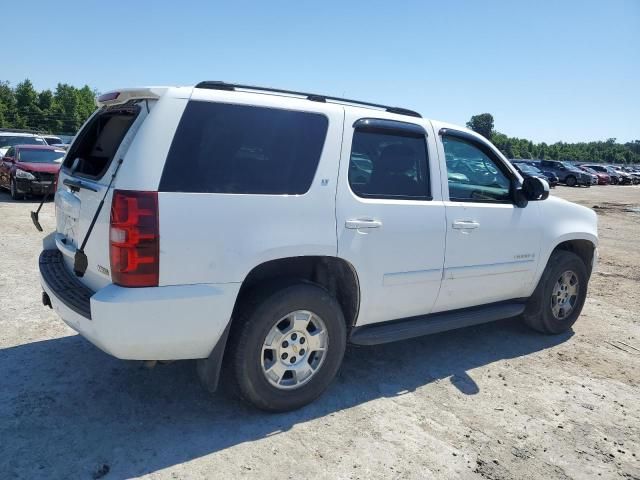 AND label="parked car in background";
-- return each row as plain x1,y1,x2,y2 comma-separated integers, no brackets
620,166,640,184
510,160,558,188
611,166,634,185
39,82,598,412
43,135,63,146
0,132,47,157
578,165,609,185
538,160,591,187
0,145,64,199
582,164,619,185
